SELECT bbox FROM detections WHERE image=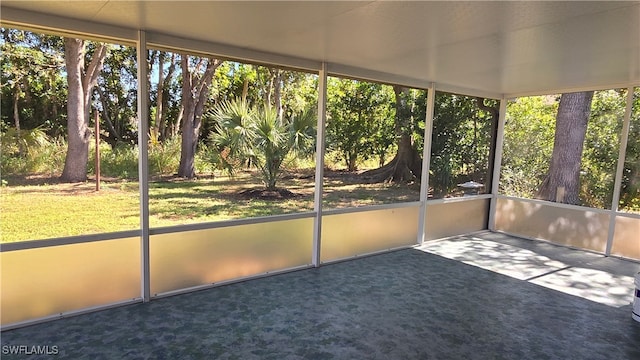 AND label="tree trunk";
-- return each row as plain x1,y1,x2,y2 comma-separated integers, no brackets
13,87,24,156
153,51,165,139
264,67,273,107
361,86,422,183
536,91,594,204
13,88,21,132
61,38,91,182
241,77,249,103
273,69,283,120
177,56,222,178
347,152,358,172
476,97,500,193
160,53,178,140
61,38,107,182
